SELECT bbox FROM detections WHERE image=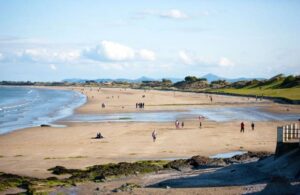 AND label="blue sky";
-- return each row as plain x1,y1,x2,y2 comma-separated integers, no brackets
0,0,299,81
